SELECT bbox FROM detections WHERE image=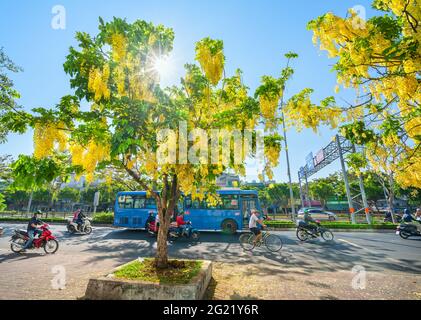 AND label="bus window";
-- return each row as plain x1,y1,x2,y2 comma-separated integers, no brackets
133,197,146,209
145,198,157,209
118,195,134,209
185,198,205,209
221,195,239,210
